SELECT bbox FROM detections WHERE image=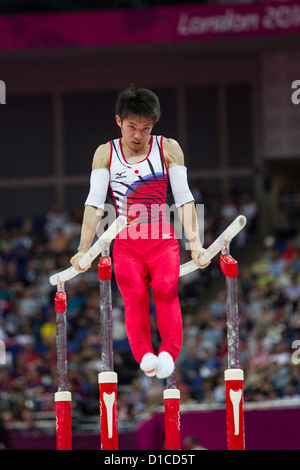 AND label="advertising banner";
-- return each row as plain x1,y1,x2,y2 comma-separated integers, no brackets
0,2,299,51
